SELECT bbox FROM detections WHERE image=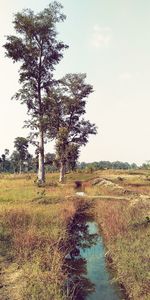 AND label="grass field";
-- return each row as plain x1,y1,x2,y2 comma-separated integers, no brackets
0,170,150,299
